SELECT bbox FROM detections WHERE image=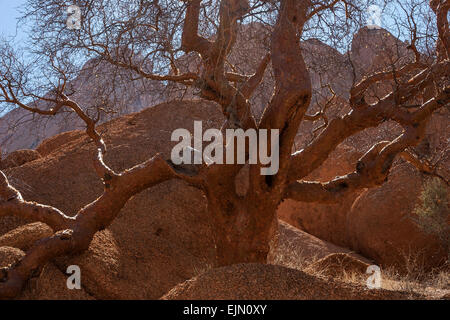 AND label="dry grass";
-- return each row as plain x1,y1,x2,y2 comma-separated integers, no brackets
192,262,214,277
271,244,449,299
328,258,448,299
380,262,449,298
269,246,323,272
